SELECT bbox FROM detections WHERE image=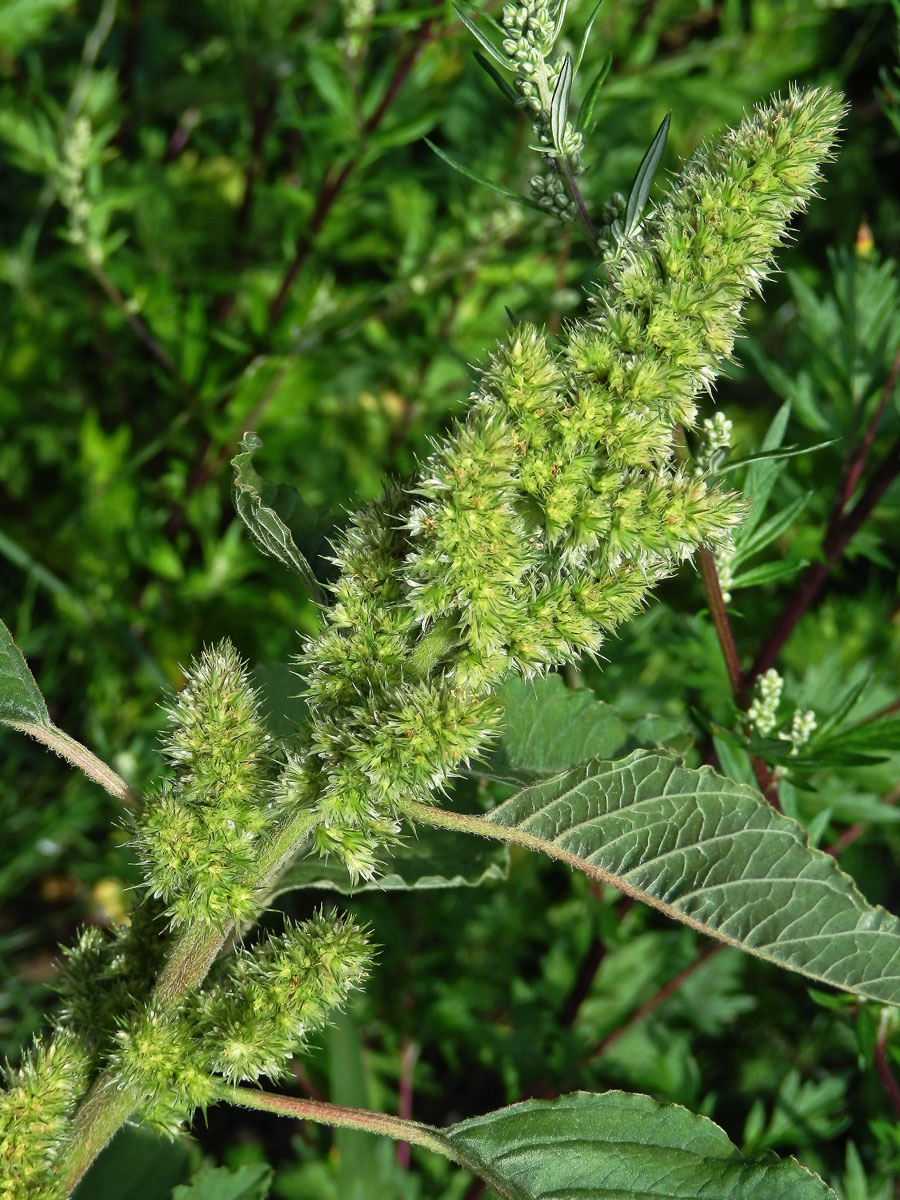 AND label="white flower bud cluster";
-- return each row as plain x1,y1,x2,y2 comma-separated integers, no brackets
693,411,734,476
748,668,783,736
531,170,578,220
57,118,94,251
782,708,817,755
748,670,817,756
714,538,735,603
